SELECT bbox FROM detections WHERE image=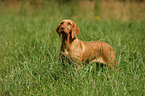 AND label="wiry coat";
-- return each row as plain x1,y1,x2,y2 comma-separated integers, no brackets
56,19,119,70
